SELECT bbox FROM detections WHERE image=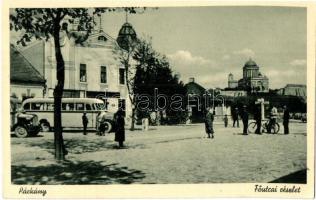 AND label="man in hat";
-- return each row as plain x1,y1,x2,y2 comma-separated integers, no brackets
205,107,214,139
268,106,278,134
254,105,262,134
82,112,89,135
241,105,249,135
283,105,290,134
232,107,239,128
